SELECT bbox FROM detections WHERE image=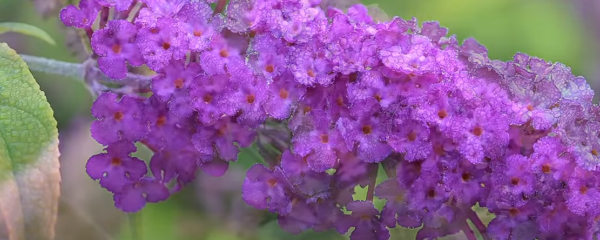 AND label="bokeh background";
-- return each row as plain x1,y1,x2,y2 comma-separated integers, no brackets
0,0,597,239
